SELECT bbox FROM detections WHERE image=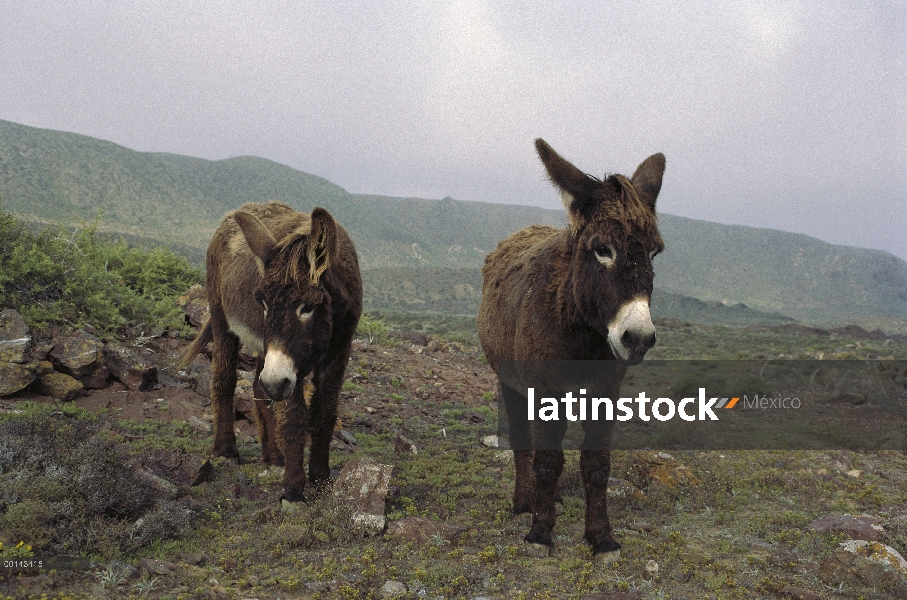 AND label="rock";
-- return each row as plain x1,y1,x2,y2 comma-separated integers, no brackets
337,429,358,446
105,343,158,391
379,580,407,597
0,309,31,363
132,464,179,499
138,558,177,576
136,449,213,491
627,450,700,490
0,360,38,396
644,559,659,576
385,516,464,544
36,372,83,401
178,284,210,328
394,434,417,455
779,586,822,600
806,514,884,542
49,330,104,378
481,434,499,448
108,559,140,580
333,457,393,536
818,541,907,589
